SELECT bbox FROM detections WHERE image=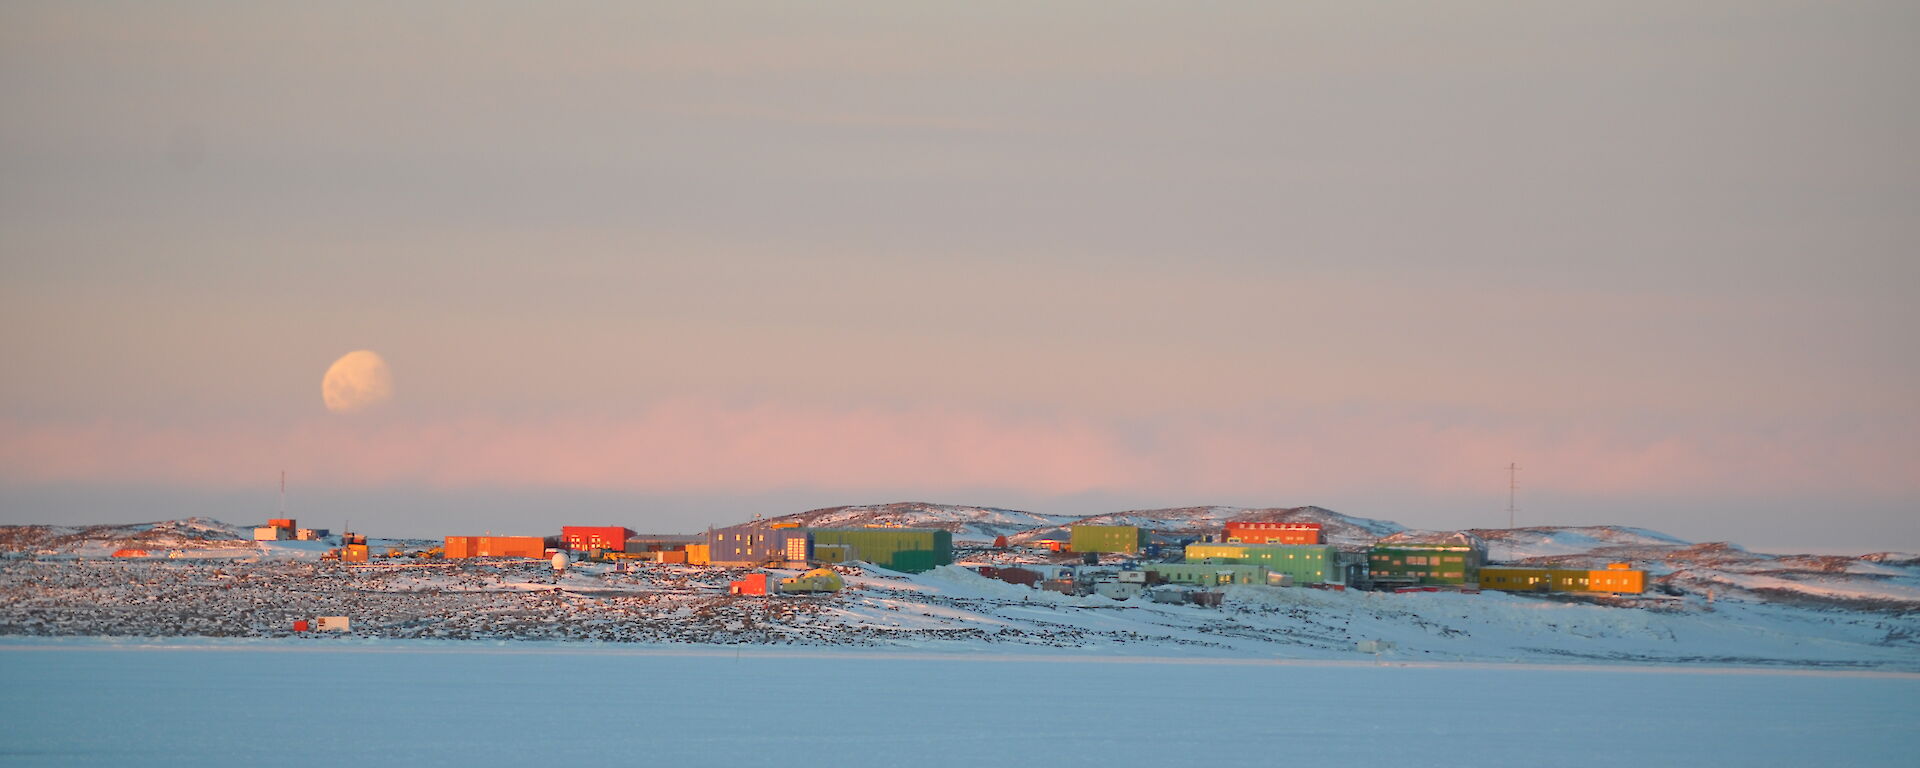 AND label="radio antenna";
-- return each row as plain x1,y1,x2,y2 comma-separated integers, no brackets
1506,462,1520,528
